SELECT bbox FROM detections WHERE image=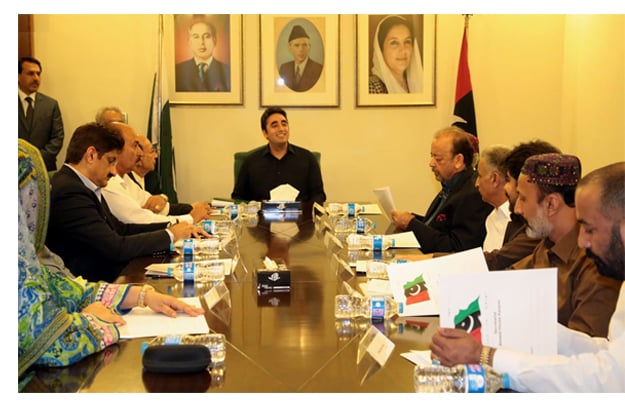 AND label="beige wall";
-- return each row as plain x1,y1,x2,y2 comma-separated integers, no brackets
32,14,624,213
